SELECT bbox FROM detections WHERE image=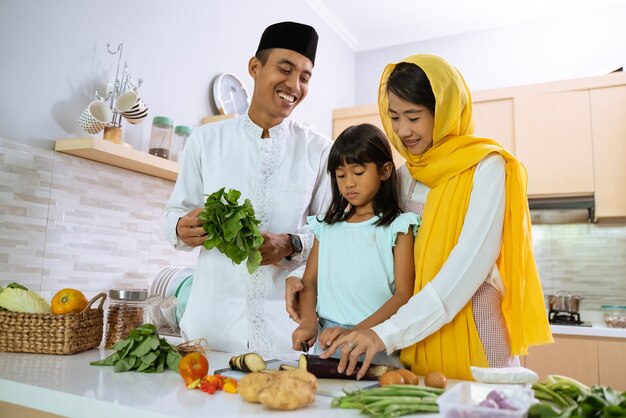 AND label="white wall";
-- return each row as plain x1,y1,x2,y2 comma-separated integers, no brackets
355,3,626,104
0,0,355,149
